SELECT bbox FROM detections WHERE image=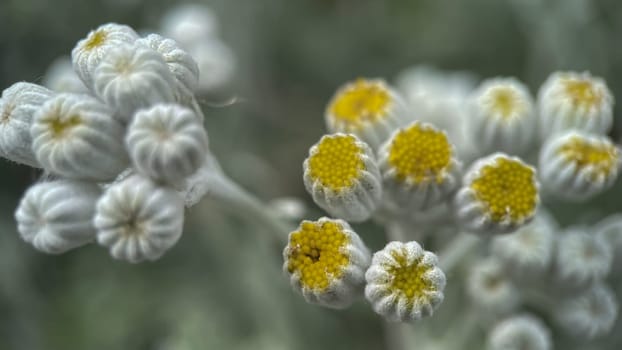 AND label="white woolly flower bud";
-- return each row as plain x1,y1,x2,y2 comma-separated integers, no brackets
30,93,128,181
160,4,219,48
93,44,176,121
378,121,461,213
554,283,618,339
365,241,446,322
126,104,208,186
553,228,612,291
94,174,185,263
0,82,54,167
190,40,236,93
283,218,371,309
71,23,139,89
43,57,89,94
15,180,101,254
466,77,536,156
302,134,381,222
539,131,620,201
595,214,622,271
491,212,557,279
488,314,552,350
467,258,520,316
454,153,539,235
325,78,410,149
136,34,199,103
537,71,613,139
